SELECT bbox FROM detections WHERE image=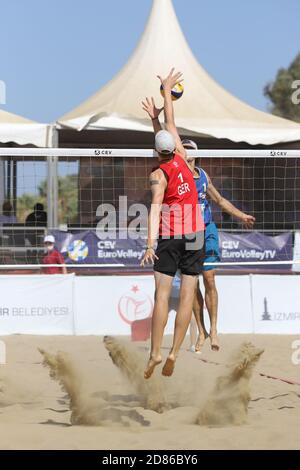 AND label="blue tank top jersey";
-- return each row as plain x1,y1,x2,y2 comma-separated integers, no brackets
194,167,212,225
